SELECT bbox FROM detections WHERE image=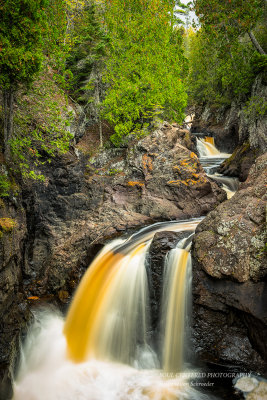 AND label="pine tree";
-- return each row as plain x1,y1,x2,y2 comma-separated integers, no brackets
0,0,51,158
193,0,266,54
102,0,188,145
